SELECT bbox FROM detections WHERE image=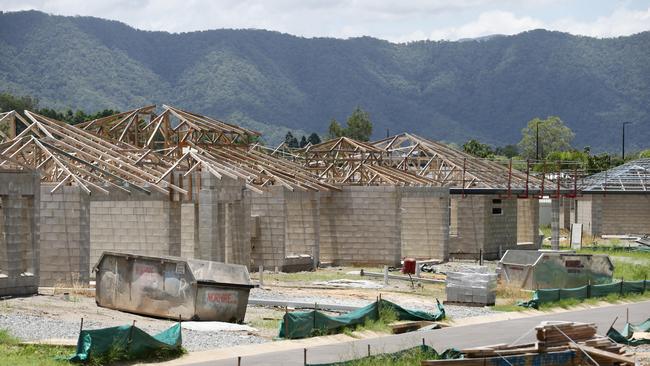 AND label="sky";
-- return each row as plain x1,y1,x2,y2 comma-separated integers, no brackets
1,0,650,42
